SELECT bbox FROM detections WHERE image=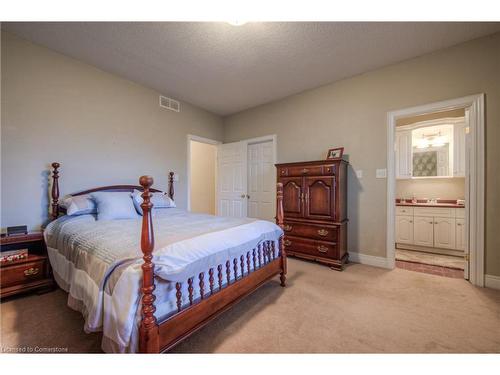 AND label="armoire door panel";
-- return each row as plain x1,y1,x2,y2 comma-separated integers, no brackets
304,177,335,220
281,177,304,218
